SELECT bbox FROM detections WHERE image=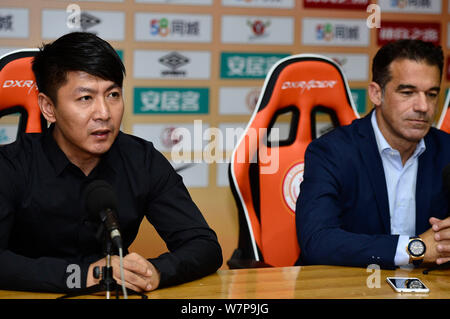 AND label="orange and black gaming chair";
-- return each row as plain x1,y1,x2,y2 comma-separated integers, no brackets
228,54,359,268
0,49,47,138
437,89,450,134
